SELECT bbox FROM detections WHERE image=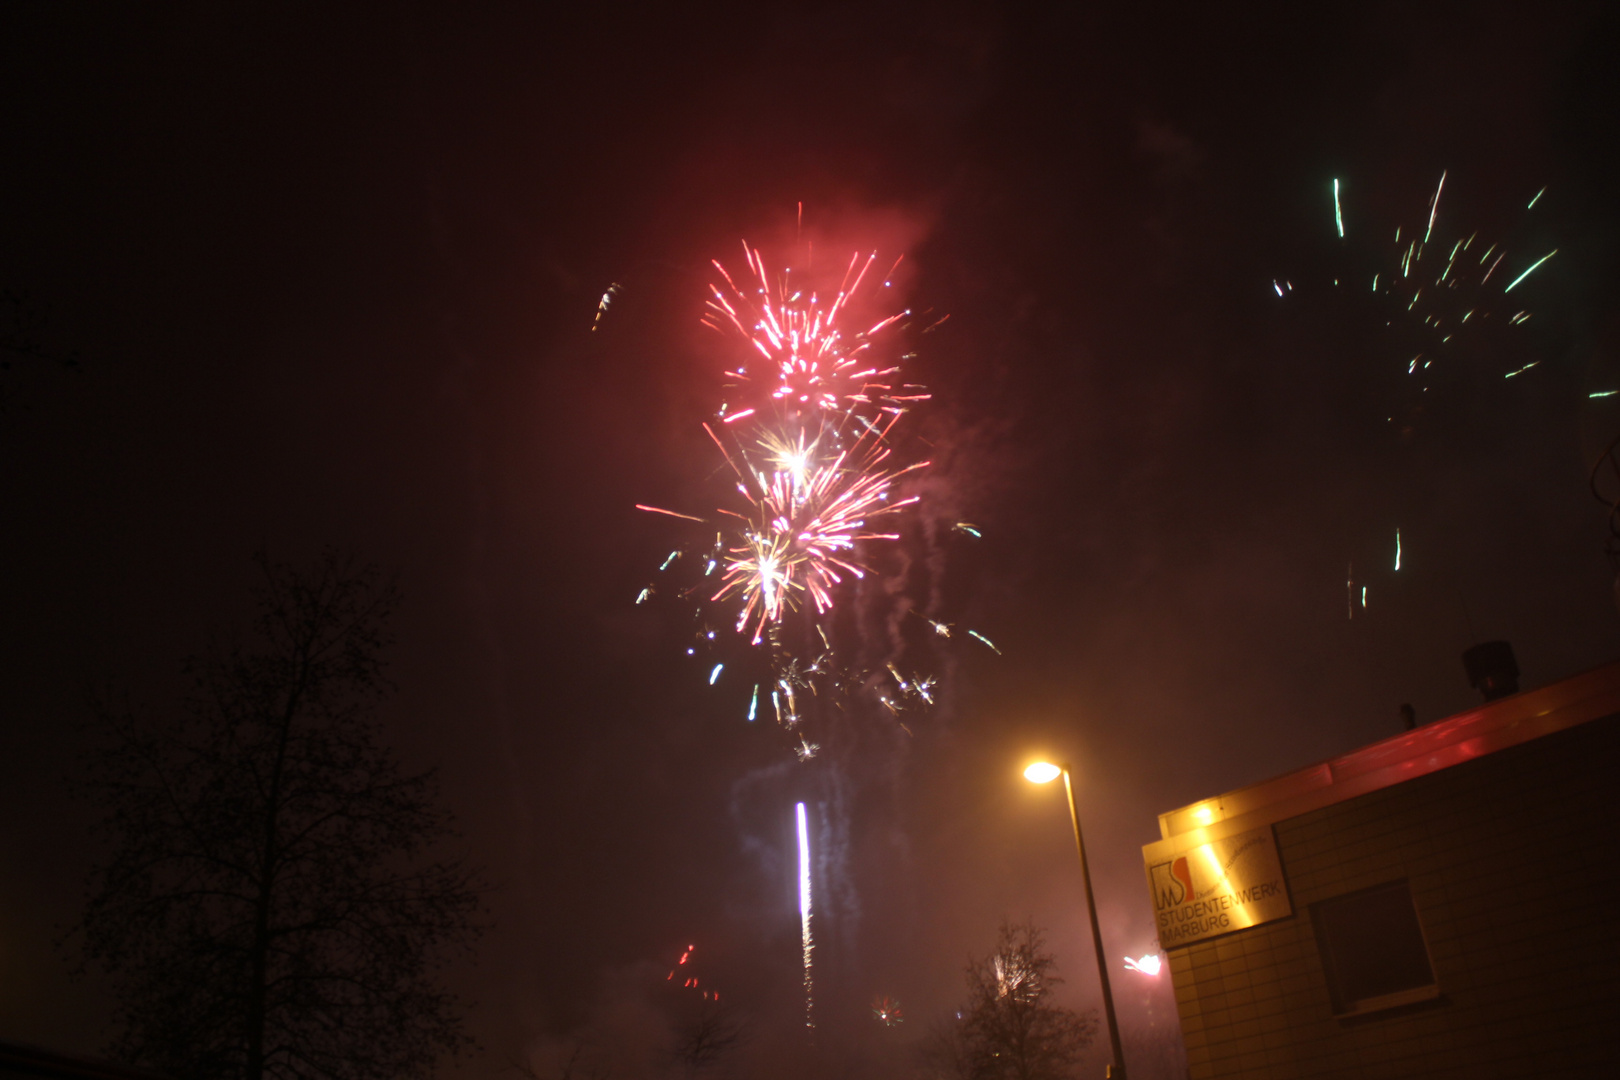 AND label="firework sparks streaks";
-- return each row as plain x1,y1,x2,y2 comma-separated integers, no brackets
1297,174,1554,407
871,995,904,1026
634,235,975,744
702,244,919,415
1277,175,1555,617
